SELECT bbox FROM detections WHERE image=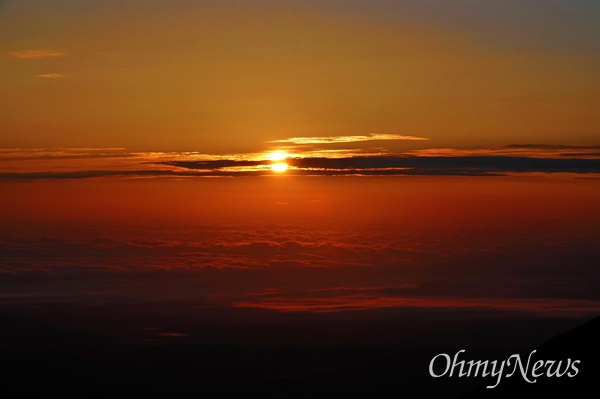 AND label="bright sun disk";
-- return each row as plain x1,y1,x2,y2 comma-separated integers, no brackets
271,162,288,173
269,151,288,161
